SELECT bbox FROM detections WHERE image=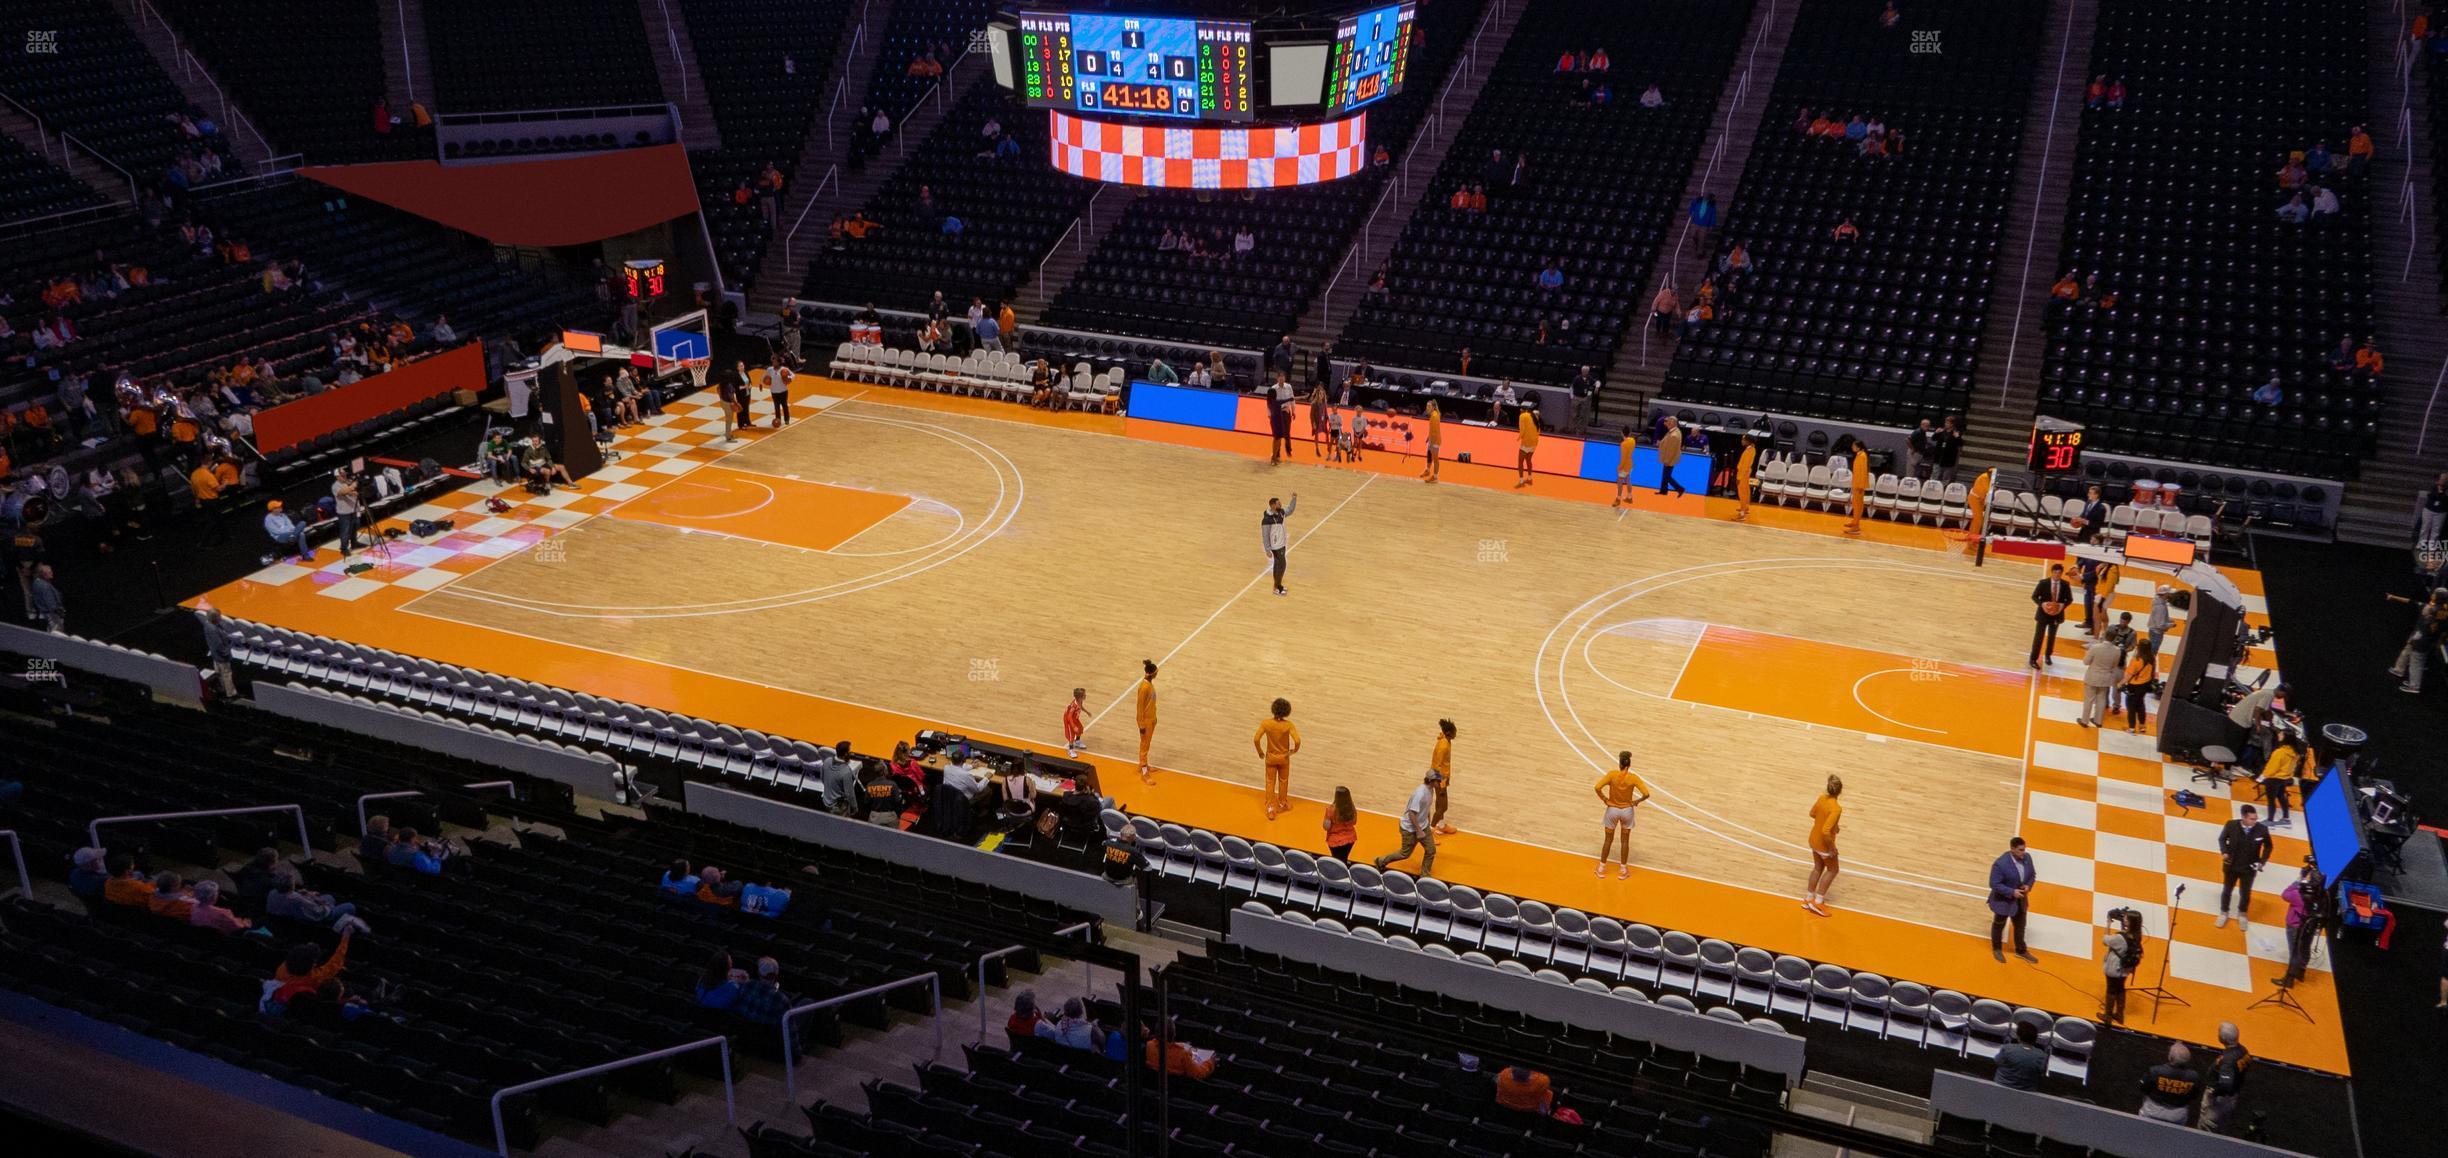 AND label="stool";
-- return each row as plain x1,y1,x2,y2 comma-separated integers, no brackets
2191,744,2239,788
